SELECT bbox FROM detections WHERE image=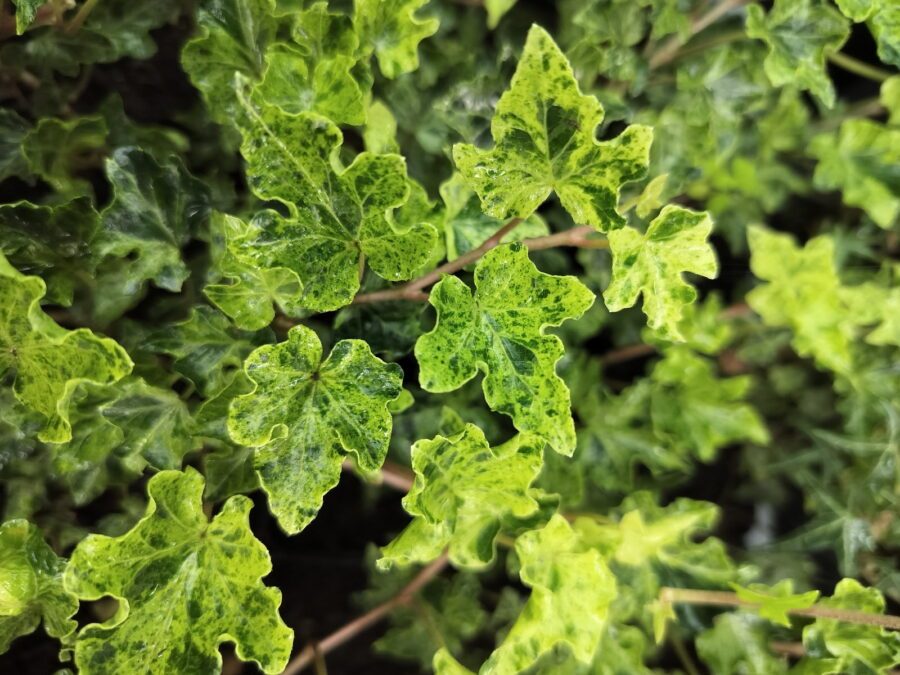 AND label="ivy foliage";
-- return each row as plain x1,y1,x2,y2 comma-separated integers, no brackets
0,0,899,674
